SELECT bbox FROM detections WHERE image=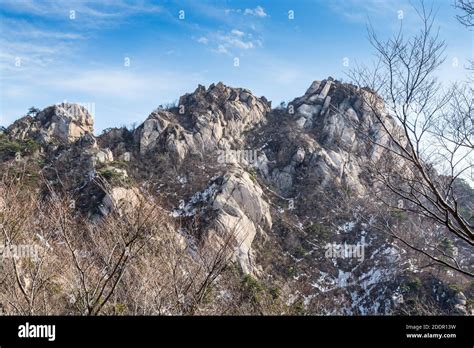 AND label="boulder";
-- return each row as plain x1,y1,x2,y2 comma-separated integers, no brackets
99,187,142,216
